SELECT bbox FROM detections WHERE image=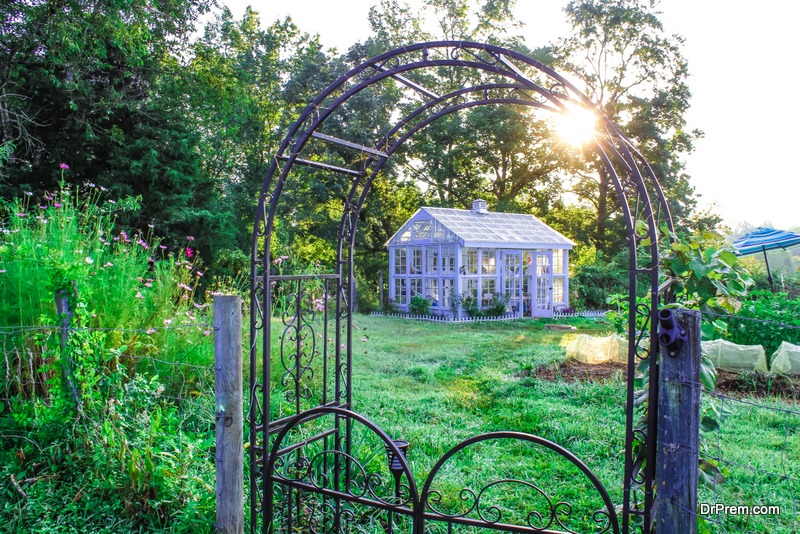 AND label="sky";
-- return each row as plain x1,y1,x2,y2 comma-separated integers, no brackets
220,0,799,231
